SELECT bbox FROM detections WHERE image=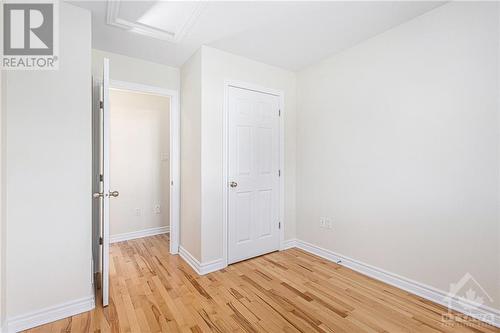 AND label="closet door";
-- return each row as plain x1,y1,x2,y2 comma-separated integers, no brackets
228,86,281,264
